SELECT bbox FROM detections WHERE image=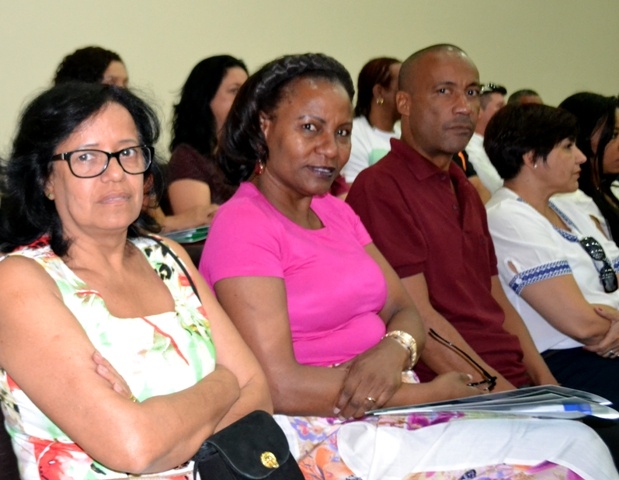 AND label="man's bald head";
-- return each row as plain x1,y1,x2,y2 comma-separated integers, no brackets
399,44,470,92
